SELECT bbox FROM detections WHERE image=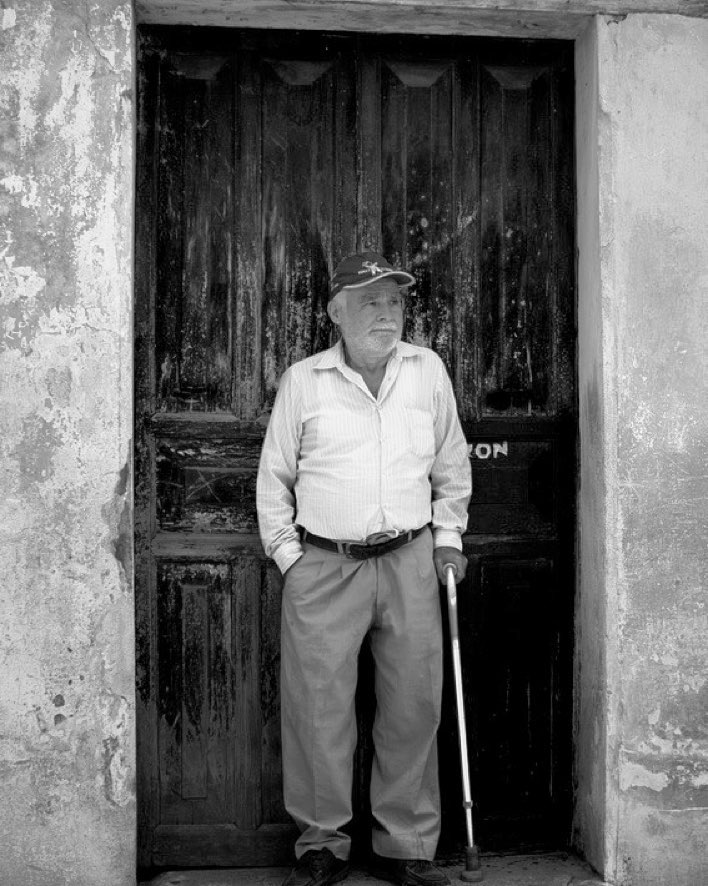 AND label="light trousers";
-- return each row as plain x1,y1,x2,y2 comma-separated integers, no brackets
280,527,443,861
